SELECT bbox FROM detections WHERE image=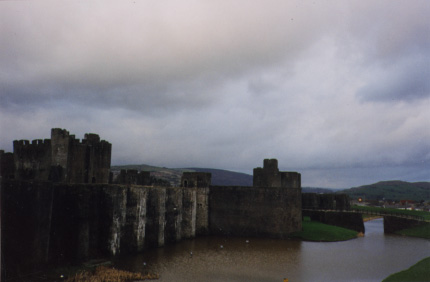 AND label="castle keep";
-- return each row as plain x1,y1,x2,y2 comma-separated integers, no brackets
11,128,111,183
253,158,301,188
1,129,302,279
